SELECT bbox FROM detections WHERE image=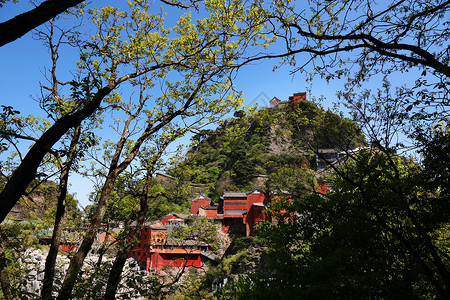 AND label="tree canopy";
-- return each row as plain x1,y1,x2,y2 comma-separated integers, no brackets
1,0,449,298
0,0,271,298
206,1,450,298
220,148,450,299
